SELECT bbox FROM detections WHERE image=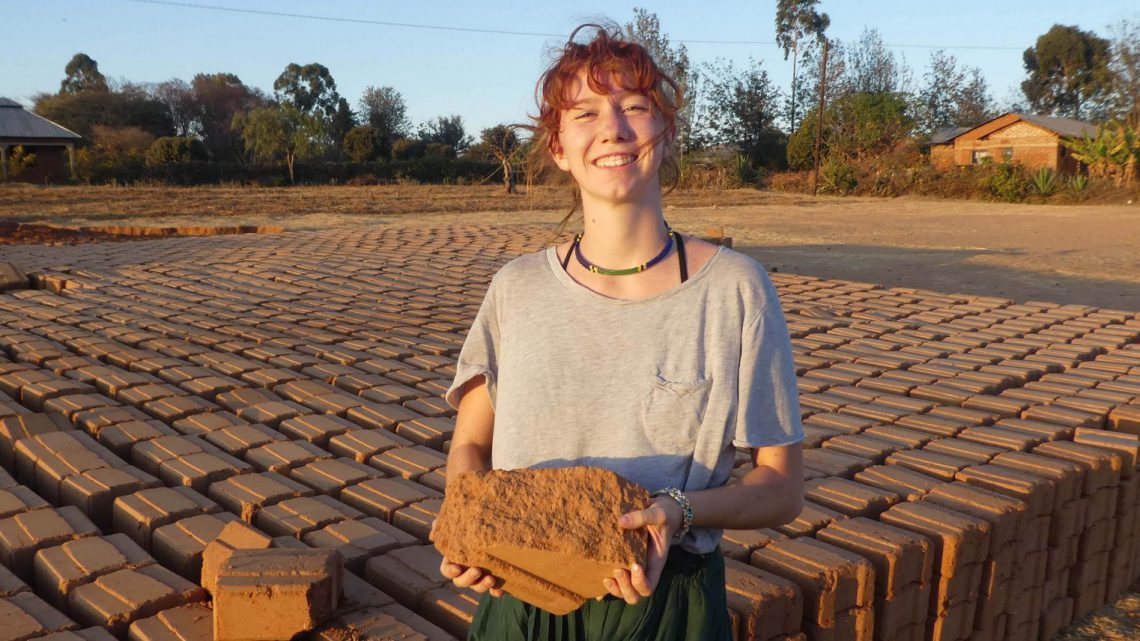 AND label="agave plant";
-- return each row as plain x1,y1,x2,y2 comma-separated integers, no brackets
1068,174,1089,192
1031,167,1059,196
